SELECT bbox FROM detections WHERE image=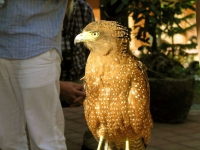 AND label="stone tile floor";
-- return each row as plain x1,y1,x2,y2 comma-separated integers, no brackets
63,103,200,150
